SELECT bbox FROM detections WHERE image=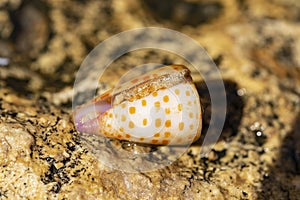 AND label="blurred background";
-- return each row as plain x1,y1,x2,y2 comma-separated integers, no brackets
1,0,299,102
0,0,299,199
